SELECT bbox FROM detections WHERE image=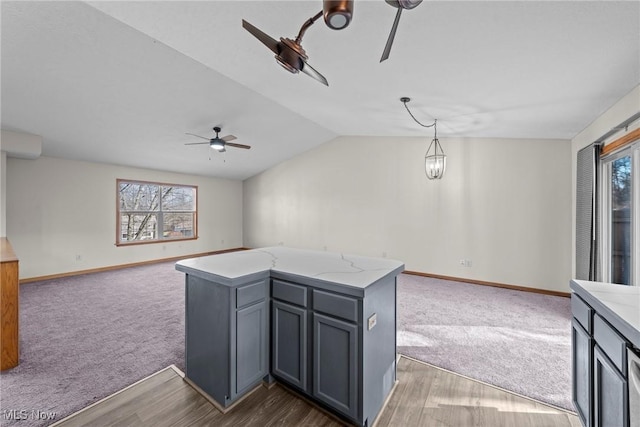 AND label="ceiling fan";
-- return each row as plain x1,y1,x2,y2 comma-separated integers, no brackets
184,127,250,152
242,1,354,86
380,0,423,62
